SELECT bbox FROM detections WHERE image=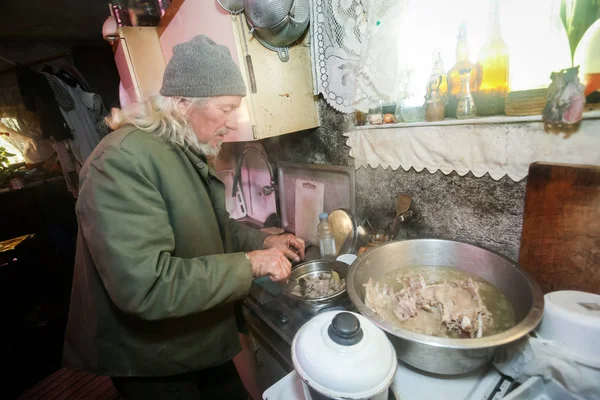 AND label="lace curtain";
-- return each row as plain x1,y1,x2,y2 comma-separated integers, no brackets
314,0,573,113
310,0,370,113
